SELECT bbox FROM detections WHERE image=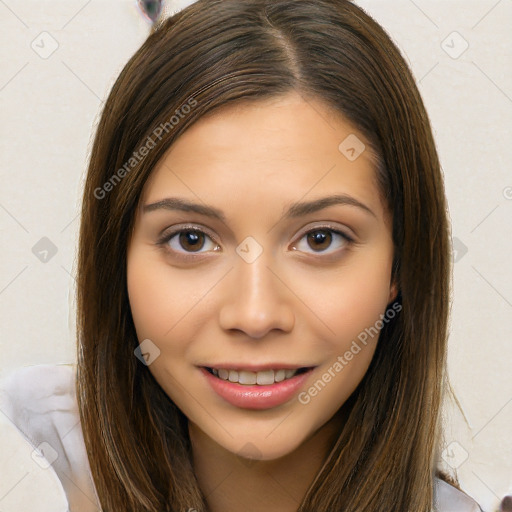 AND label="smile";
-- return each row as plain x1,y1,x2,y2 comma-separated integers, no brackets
205,367,311,385
201,366,316,410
